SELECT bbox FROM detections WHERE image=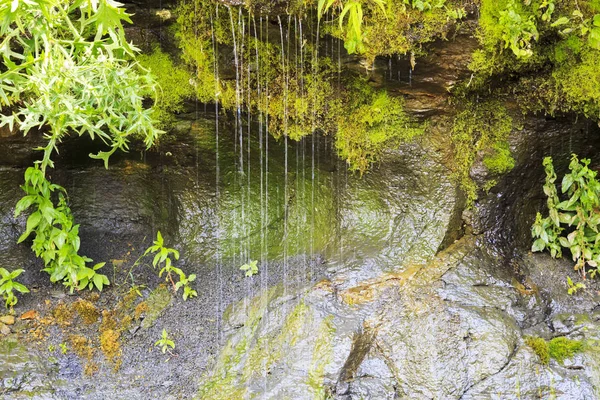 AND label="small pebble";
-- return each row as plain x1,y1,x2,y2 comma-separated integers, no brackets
0,322,10,335
0,315,15,325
